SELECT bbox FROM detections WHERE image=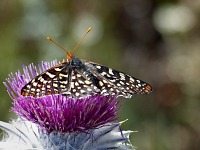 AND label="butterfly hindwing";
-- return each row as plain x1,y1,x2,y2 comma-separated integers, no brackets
67,70,101,98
